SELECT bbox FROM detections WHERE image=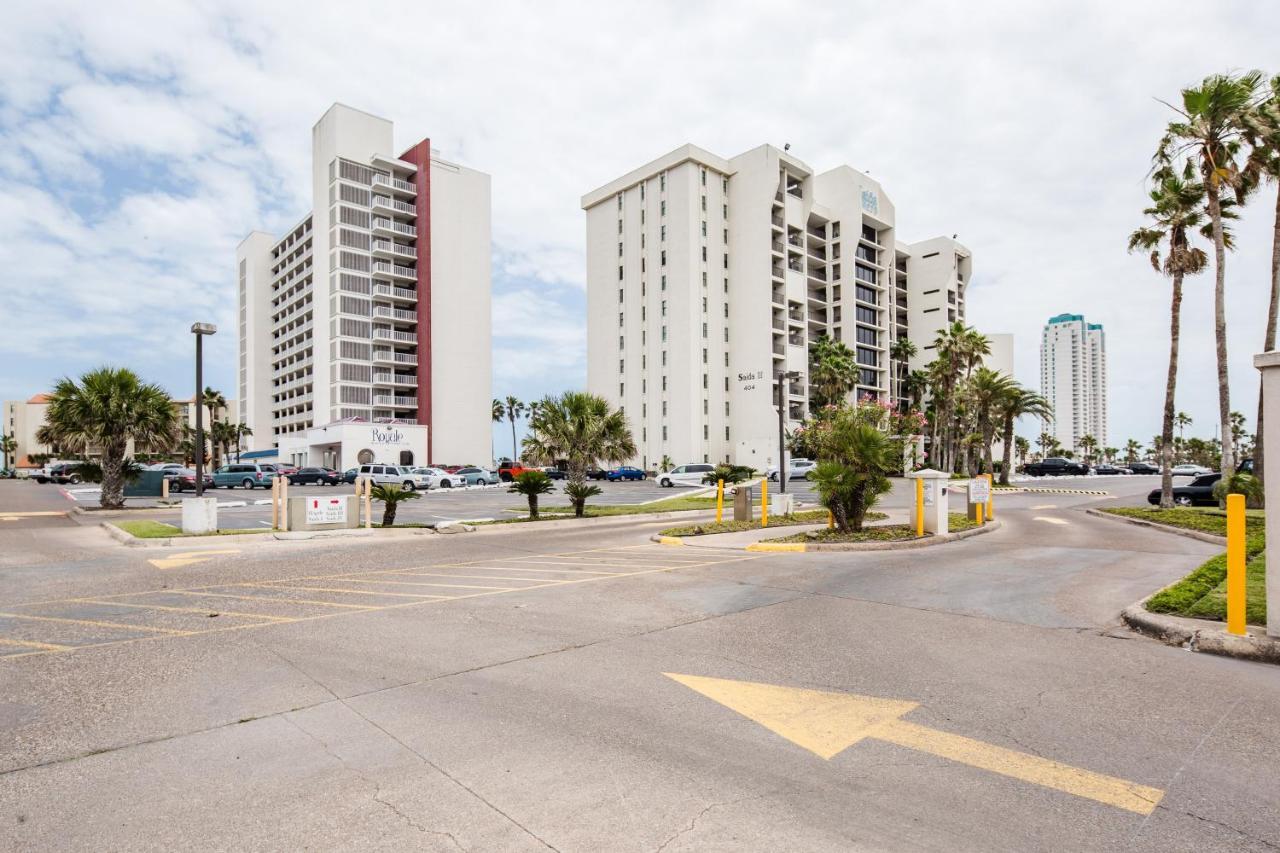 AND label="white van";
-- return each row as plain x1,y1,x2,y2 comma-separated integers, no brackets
357,464,430,491
656,463,716,488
